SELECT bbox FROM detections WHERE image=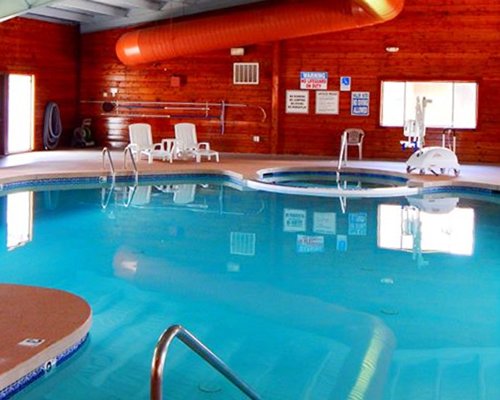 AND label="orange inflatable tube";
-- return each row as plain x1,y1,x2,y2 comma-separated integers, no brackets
116,0,404,66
